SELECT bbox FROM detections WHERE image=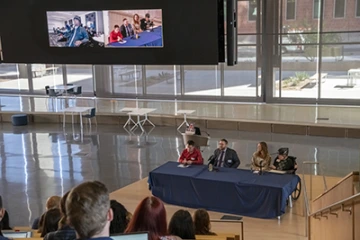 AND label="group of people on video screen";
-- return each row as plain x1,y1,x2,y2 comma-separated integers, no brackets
109,13,154,43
